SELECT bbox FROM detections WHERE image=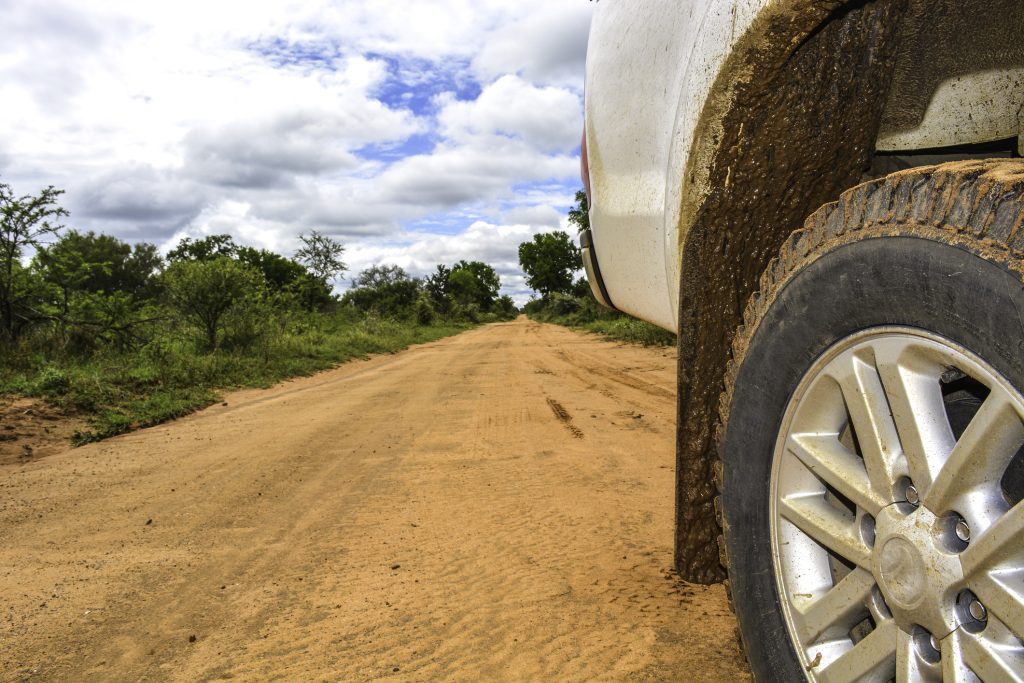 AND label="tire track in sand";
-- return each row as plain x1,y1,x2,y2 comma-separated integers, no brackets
546,398,584,439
